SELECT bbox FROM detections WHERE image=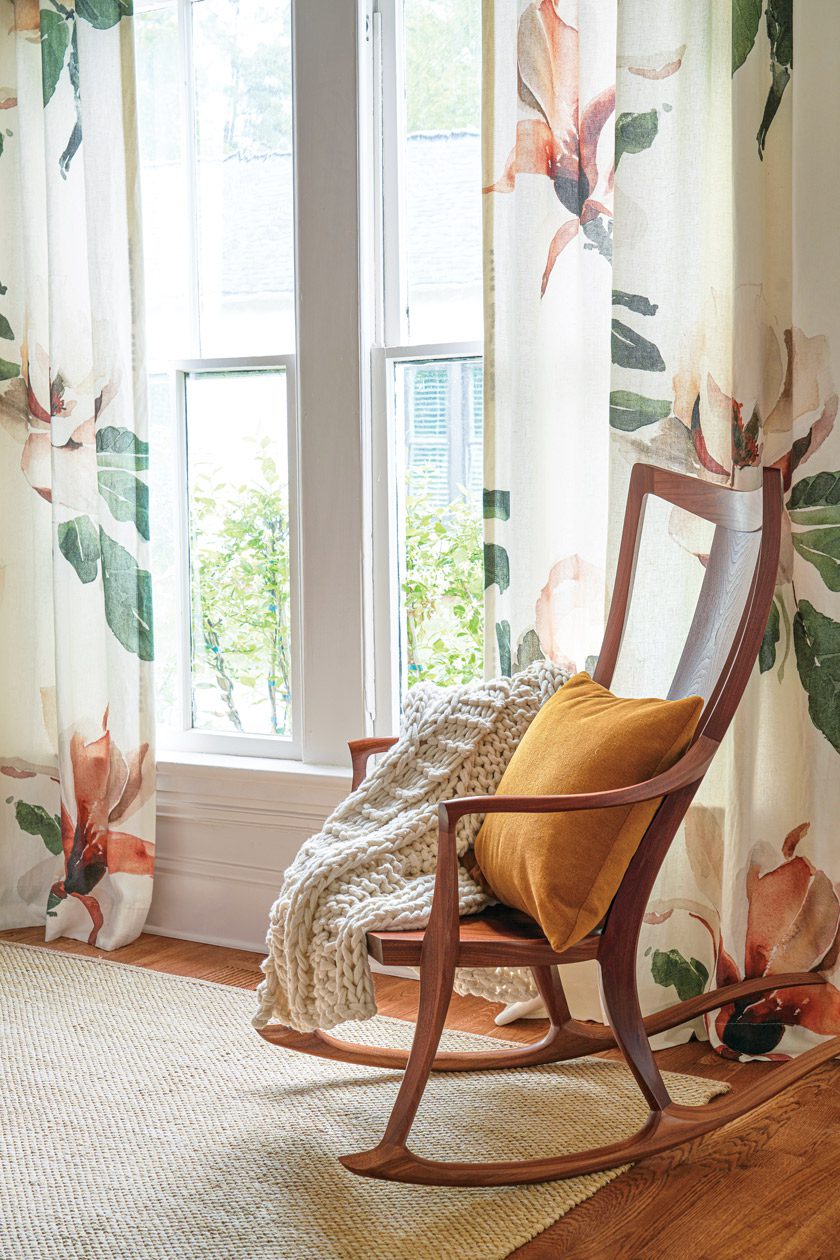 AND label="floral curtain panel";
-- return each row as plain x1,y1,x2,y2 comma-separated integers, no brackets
484,0,840,1057
0,0,154,949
